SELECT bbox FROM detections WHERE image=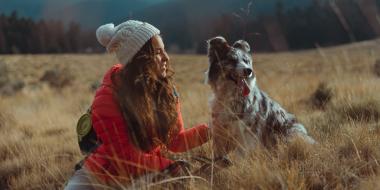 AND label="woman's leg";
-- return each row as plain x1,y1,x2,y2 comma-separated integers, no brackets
64,168,97,190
